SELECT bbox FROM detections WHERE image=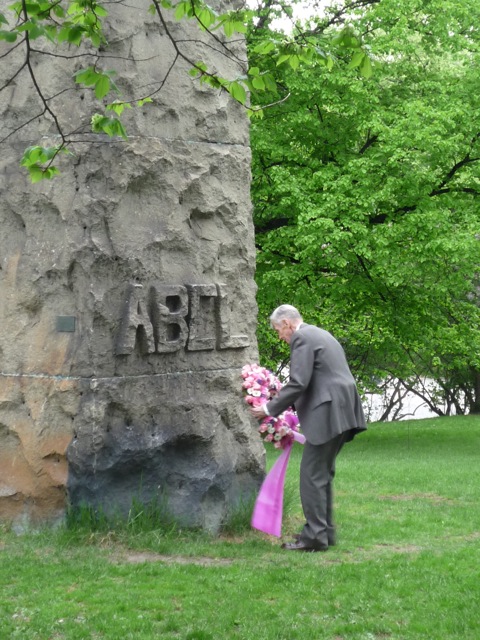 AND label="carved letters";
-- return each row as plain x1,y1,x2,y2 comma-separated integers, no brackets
115,282,250,355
